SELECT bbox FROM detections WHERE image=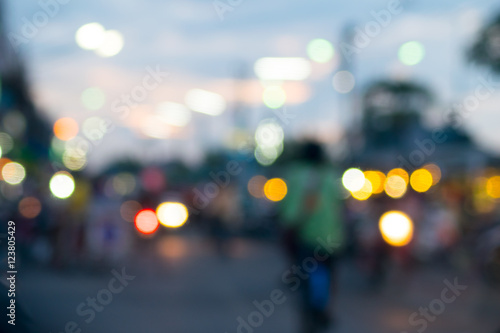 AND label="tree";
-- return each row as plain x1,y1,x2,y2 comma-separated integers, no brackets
362,80,433,147
469,14,500,72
